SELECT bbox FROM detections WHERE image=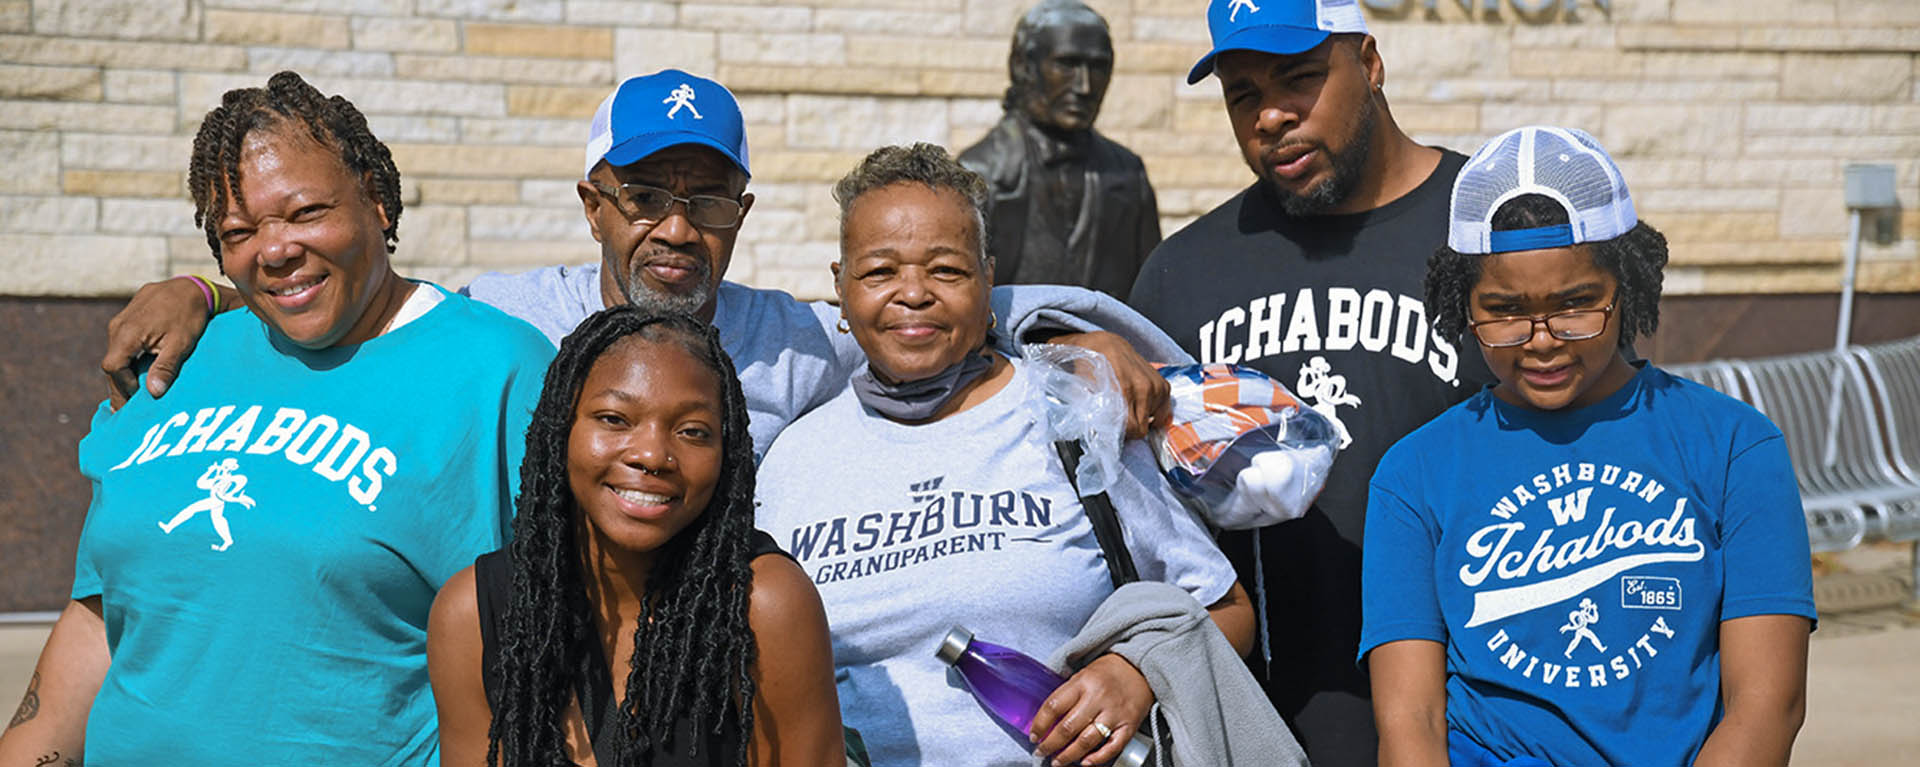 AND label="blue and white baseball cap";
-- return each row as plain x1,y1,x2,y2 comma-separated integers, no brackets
584,69,750,179
1187,0,1369,84
1448,125,1638,255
